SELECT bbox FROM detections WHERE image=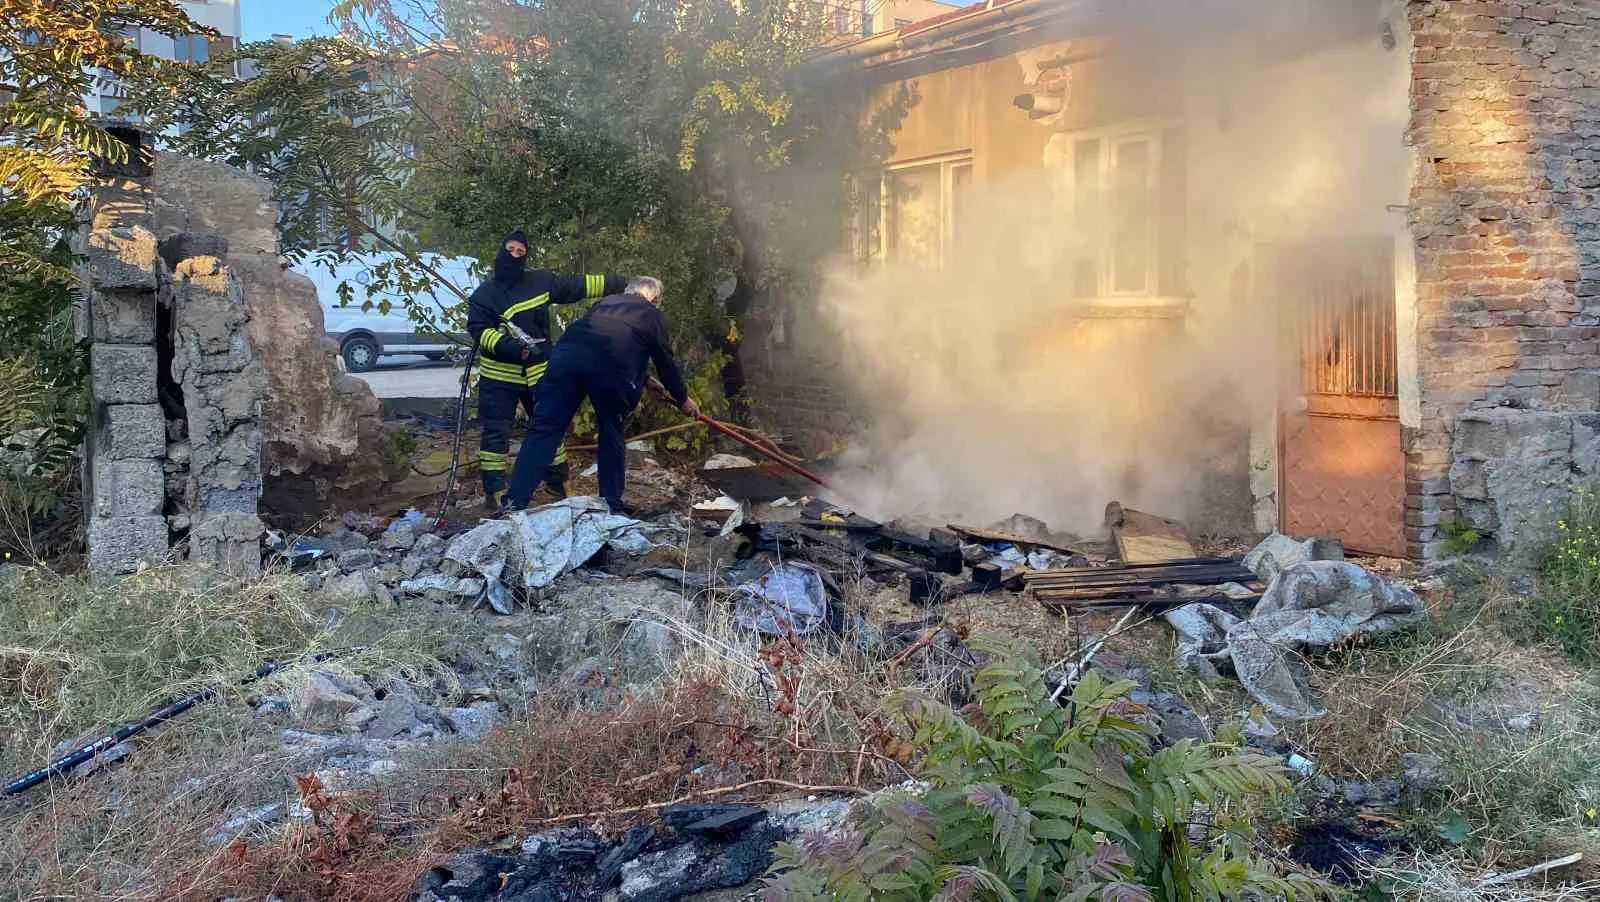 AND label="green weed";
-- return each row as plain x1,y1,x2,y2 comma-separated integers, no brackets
1503,485,1600,664
764,637,1338,900
1437,518,1482,557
